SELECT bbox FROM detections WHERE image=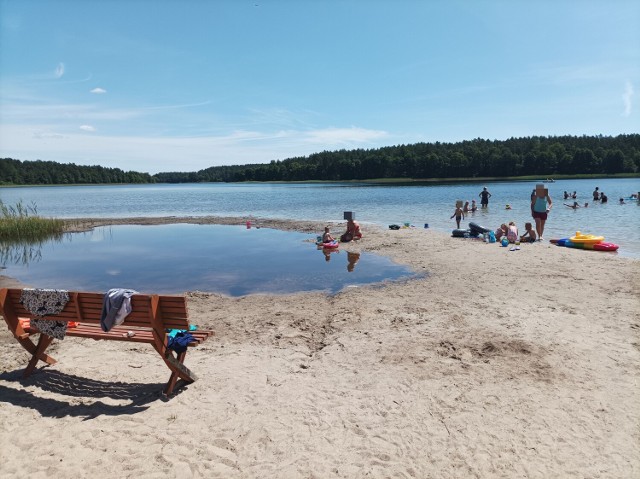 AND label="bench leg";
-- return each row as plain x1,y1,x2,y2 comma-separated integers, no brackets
164,350,188,395
23,334,55,377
